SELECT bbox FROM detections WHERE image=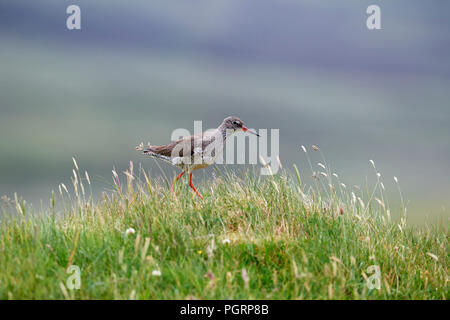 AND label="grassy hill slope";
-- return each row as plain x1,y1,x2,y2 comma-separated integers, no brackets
0,158,447,299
